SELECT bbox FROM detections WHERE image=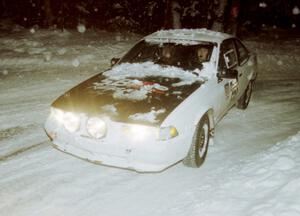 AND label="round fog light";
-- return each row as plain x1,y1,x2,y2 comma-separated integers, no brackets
63,112,80,133
86,117,107,139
